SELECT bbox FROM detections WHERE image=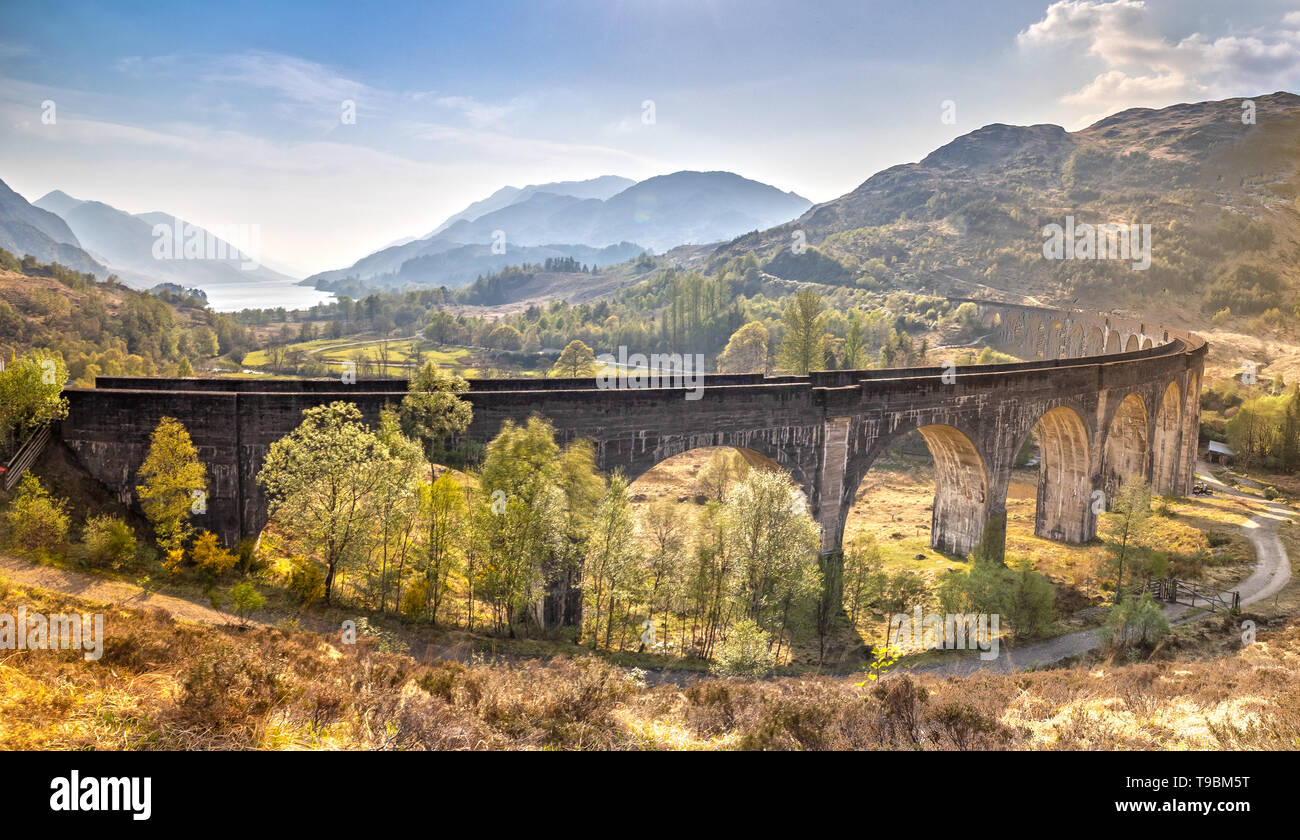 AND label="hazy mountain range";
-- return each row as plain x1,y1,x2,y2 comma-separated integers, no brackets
1,169,812,301
305,171,812,289
423,175,636,238
32,190,300,291
0,179,105,275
